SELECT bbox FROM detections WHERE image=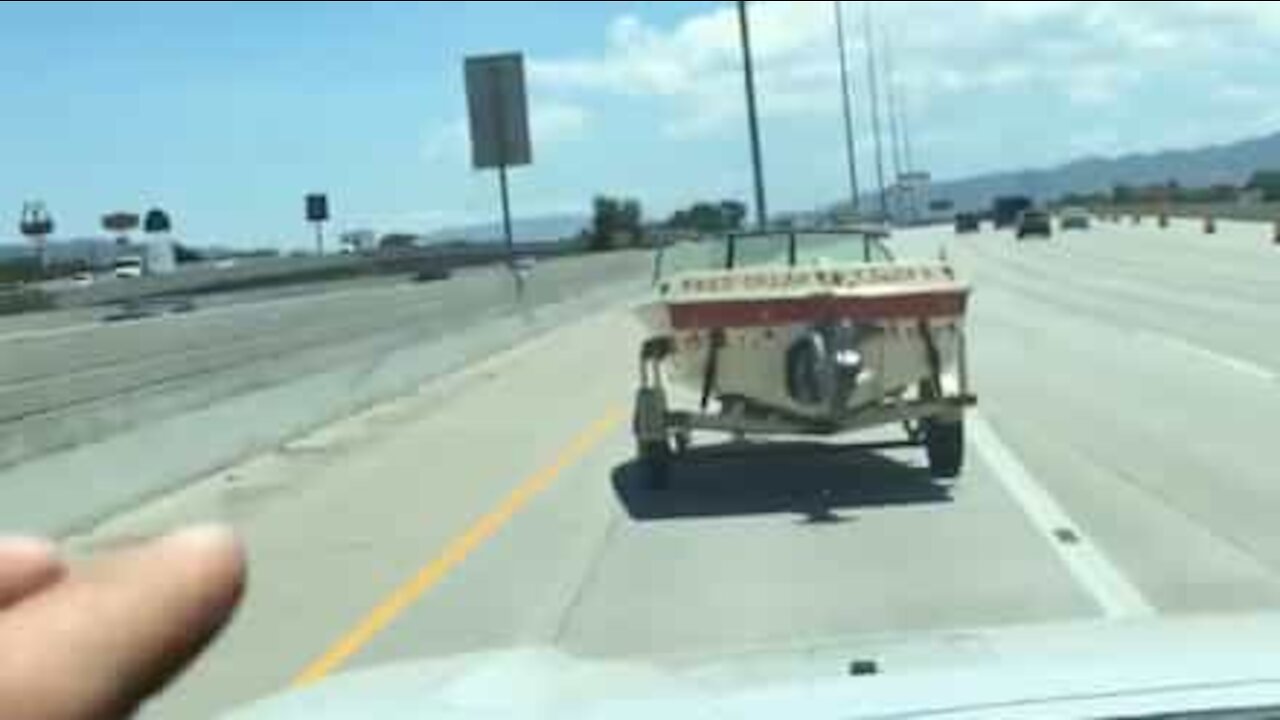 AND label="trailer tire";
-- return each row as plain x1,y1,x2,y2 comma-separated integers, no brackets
925,419,964,479
639,440,671,491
